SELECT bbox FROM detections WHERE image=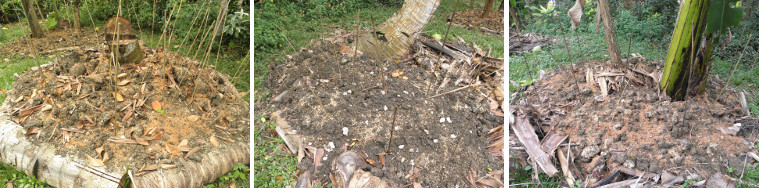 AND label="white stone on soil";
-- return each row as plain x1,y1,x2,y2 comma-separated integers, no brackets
446,117,452,123
439,118,445,123
399,145,405,149
434,139,439,143
450,134,457,139
342,127,348,135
